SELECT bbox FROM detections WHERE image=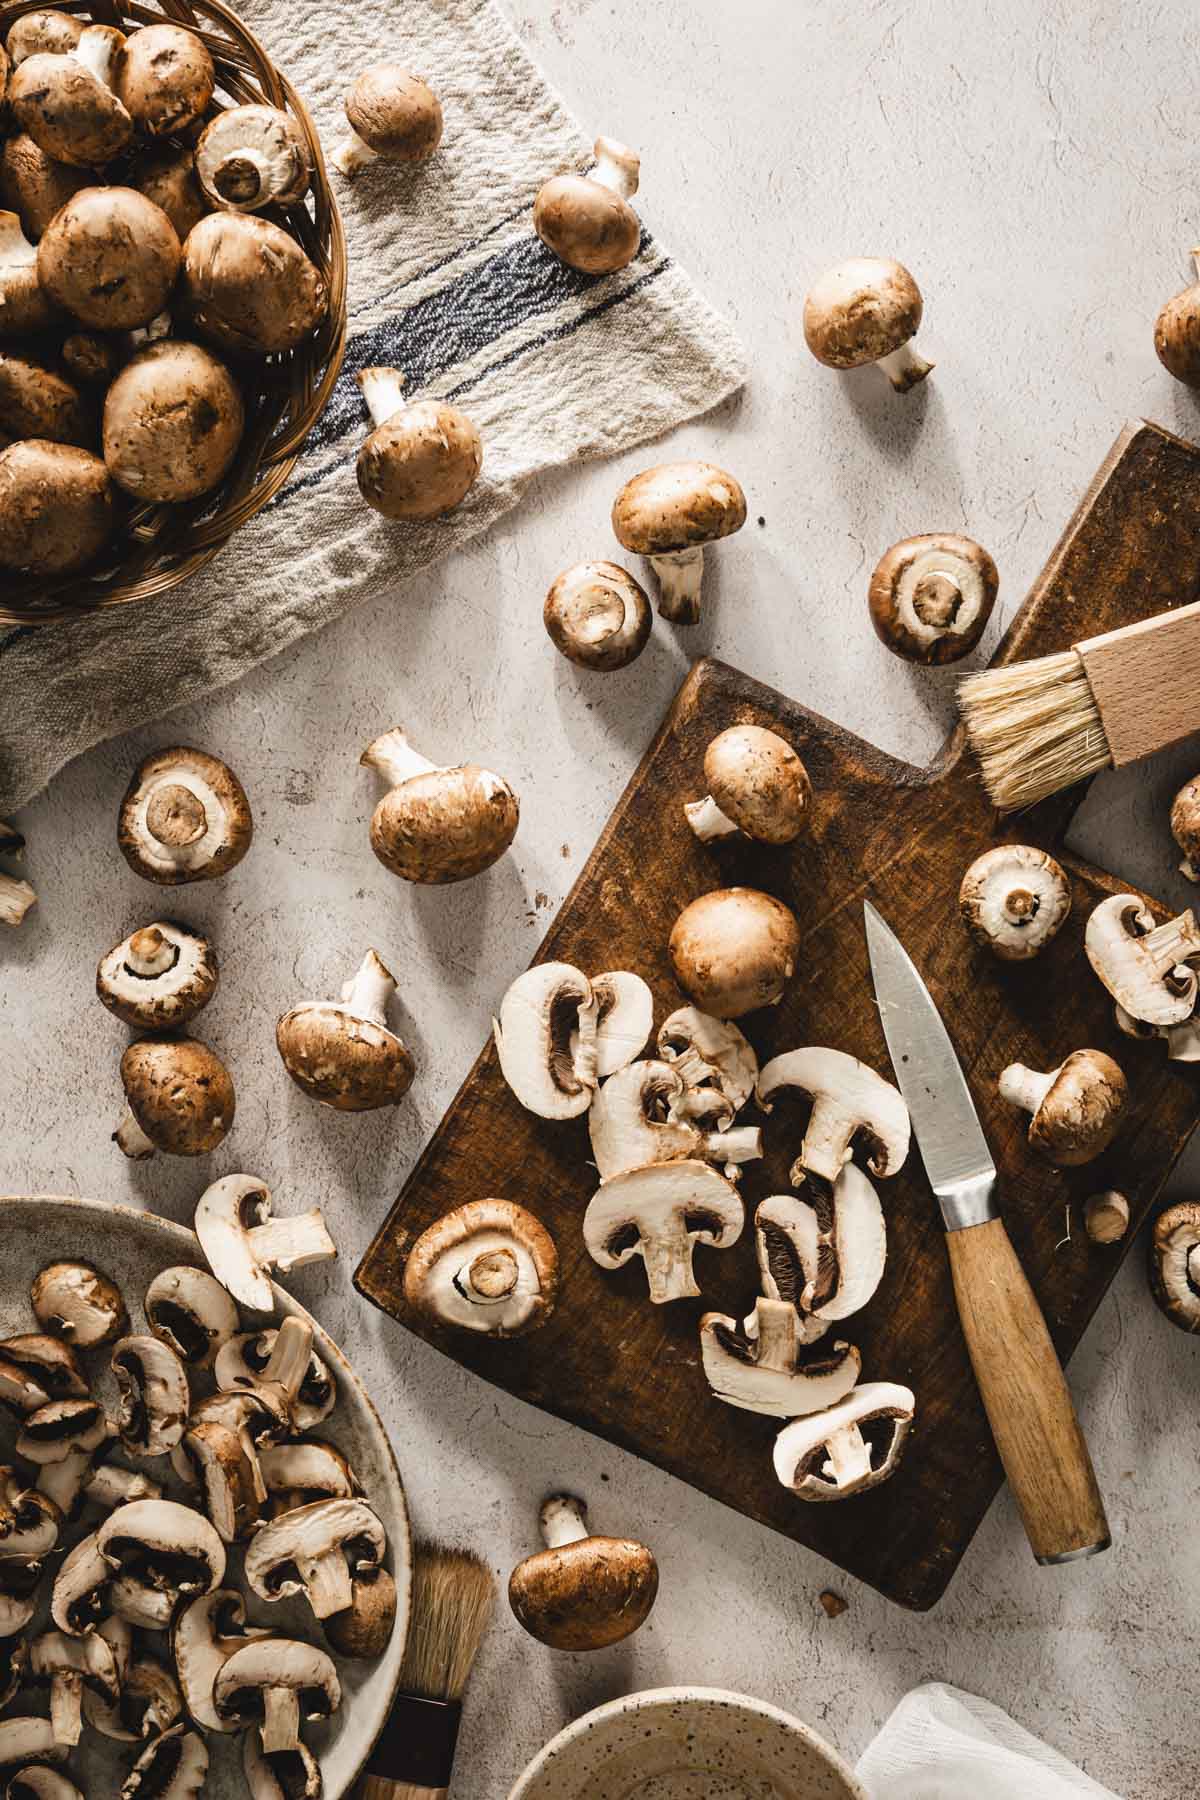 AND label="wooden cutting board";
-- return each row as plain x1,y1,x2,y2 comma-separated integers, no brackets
357,420,1200,1611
